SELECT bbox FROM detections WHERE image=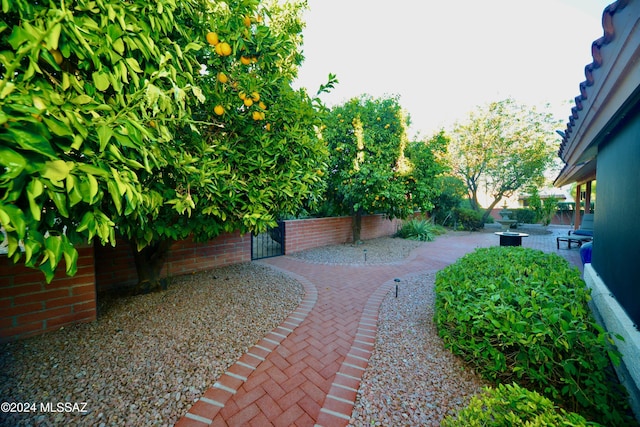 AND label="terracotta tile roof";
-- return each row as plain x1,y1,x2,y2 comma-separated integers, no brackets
557,0,630,161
